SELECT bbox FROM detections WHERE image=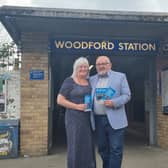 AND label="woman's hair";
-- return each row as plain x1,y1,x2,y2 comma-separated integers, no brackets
71,57,89,78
